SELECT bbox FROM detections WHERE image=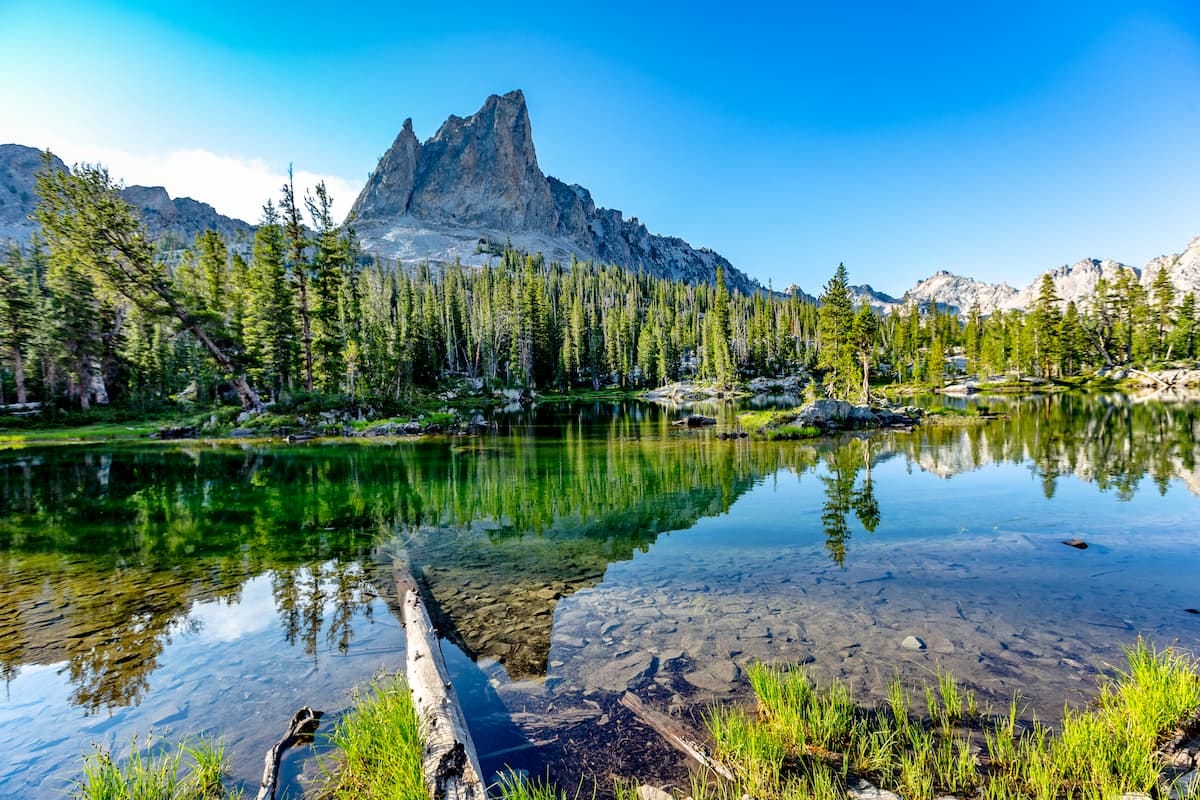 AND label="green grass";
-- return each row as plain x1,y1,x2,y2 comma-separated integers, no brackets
321,674,426,800
736,408,803,431
705,640,1200,800
760,425,821,441
71,736,237,800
